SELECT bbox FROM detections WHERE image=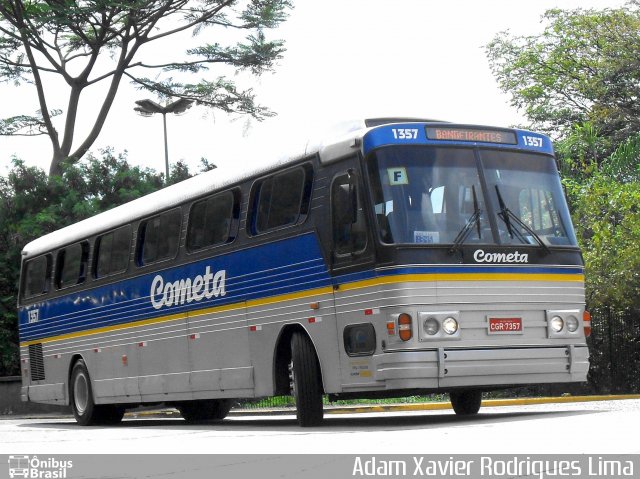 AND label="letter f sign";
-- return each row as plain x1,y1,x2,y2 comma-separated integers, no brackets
388,167,408,185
